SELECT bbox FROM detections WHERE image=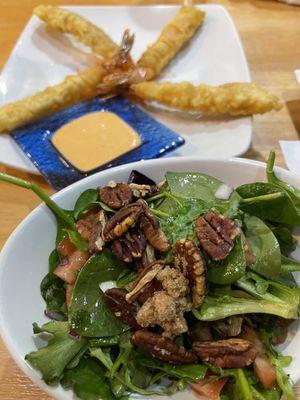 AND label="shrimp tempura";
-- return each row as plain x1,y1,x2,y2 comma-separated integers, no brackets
137,6,205,79
131,81,282,116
